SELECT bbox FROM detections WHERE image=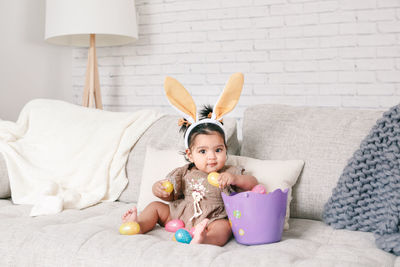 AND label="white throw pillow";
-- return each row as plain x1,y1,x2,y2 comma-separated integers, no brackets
137,146,186,212
137,147,304,229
